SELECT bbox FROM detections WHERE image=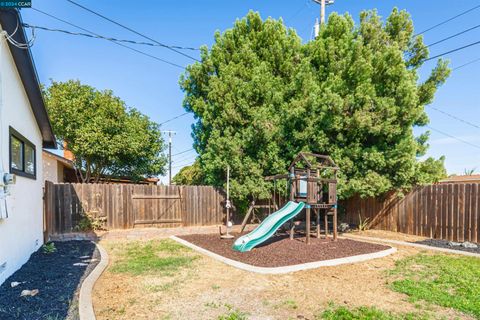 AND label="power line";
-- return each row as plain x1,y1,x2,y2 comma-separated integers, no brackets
173,152,197,163
65,0,200,62
172,161,195,169
173,155,197,166
427,23,480,48
426,125,480,150
452,57,480,71
159,112,189,125
22,23,199,50
424,39,480,62
415,4,480,36
285,0,310,24
31,7,185,69
427,106,480,130
172,148,194,157
173,152,196,162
